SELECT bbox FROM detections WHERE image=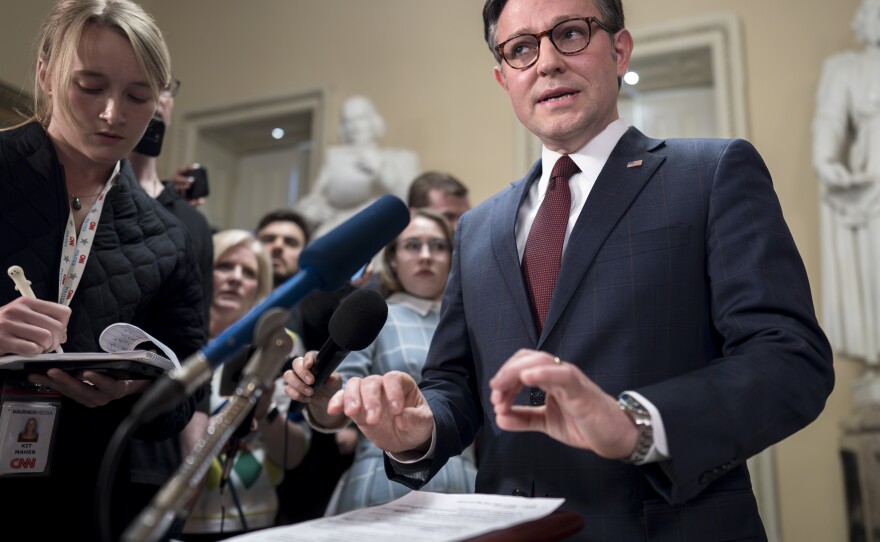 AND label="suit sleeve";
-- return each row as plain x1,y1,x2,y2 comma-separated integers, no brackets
636,139,834,504
385,214,483,488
